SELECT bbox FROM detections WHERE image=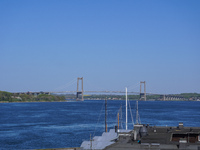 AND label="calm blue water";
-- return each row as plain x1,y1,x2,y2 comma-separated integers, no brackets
0,100,200,149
